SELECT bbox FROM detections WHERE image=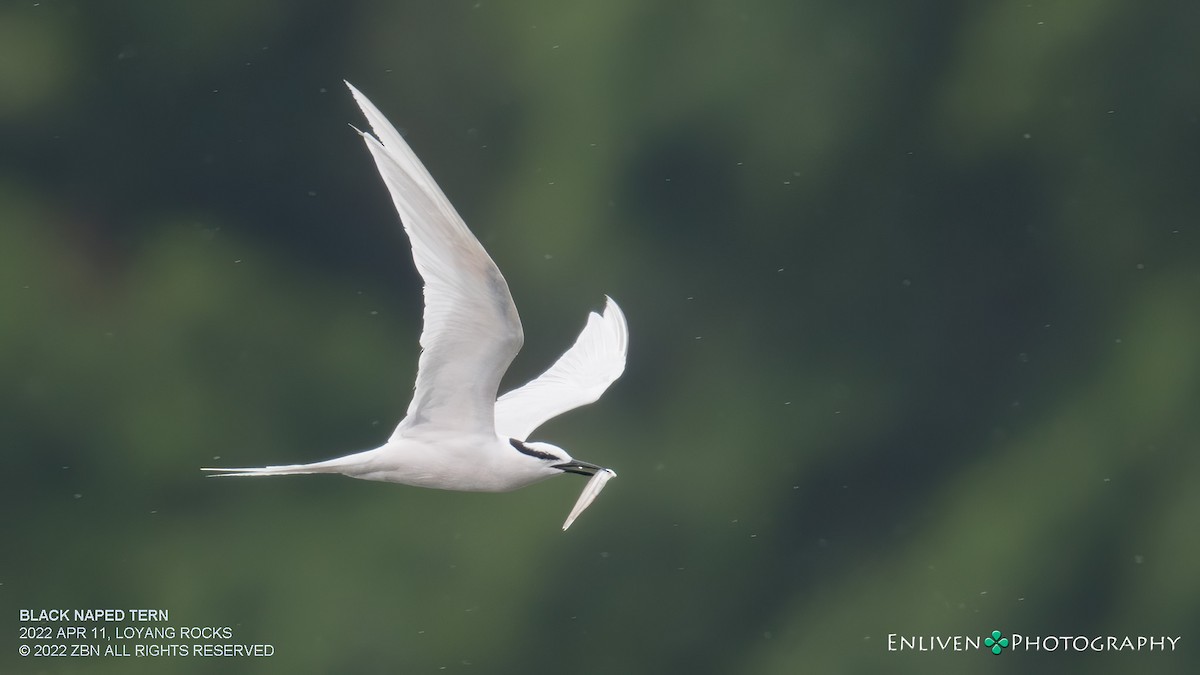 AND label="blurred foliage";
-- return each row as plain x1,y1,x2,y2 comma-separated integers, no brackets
2,1,1199,673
